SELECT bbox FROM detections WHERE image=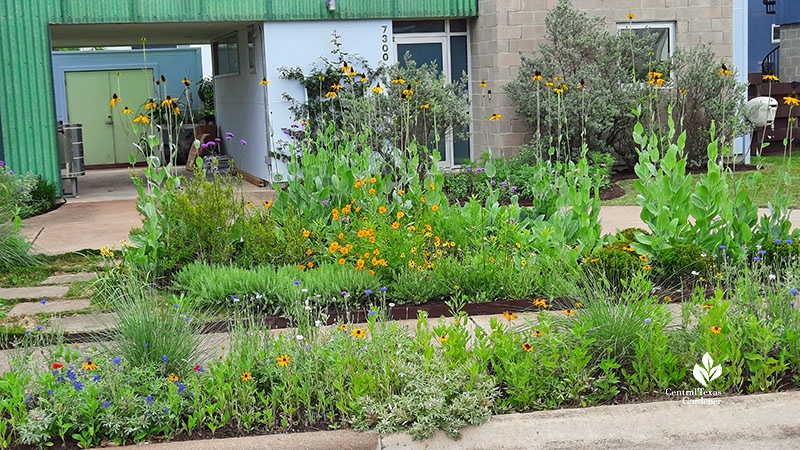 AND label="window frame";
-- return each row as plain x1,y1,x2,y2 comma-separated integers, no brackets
616,21,676,62
212,31,240,77
247,25,257,73
392,19,472,167
772,24,781,44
